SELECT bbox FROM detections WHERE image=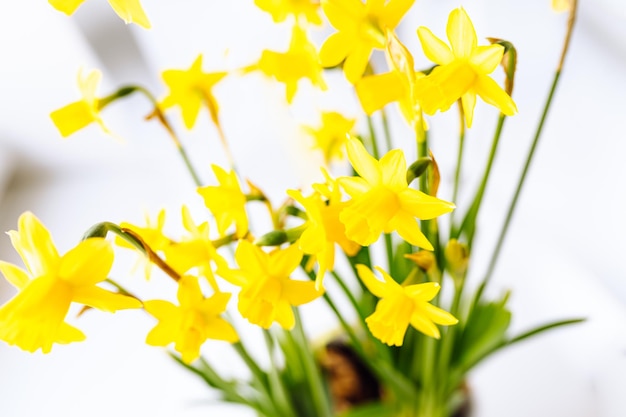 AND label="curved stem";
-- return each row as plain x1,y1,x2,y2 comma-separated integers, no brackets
450,102,466,231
